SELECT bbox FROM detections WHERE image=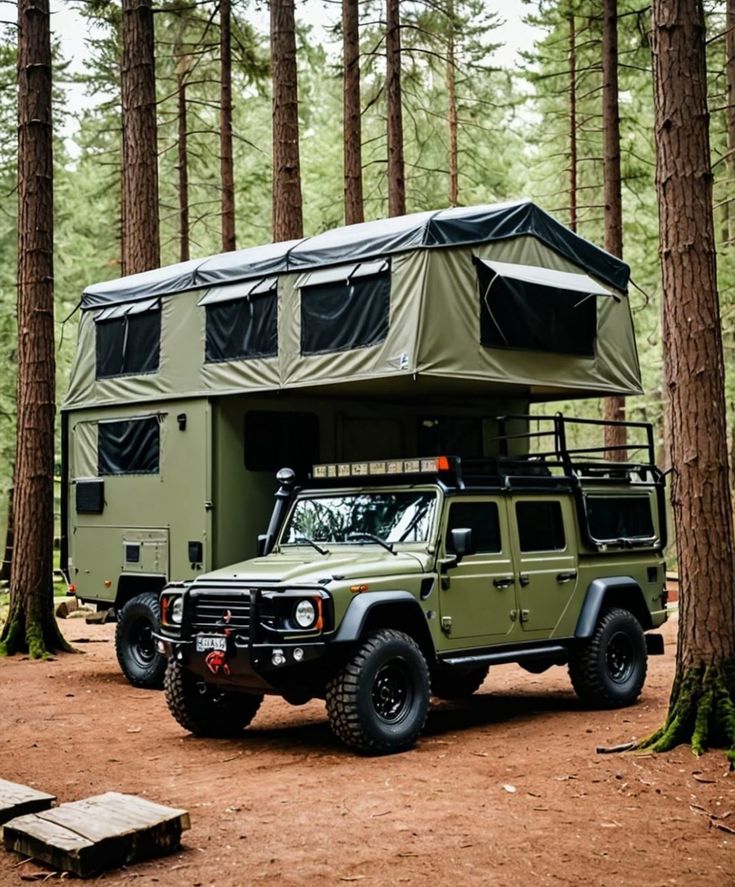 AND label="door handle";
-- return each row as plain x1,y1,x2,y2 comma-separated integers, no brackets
518,573,530,587
556,571,577,583
493,576,514,589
